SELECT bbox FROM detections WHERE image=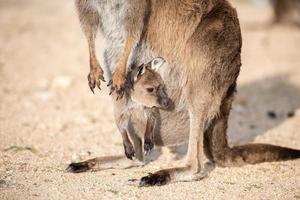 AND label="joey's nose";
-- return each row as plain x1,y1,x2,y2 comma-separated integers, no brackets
161,98,170,109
